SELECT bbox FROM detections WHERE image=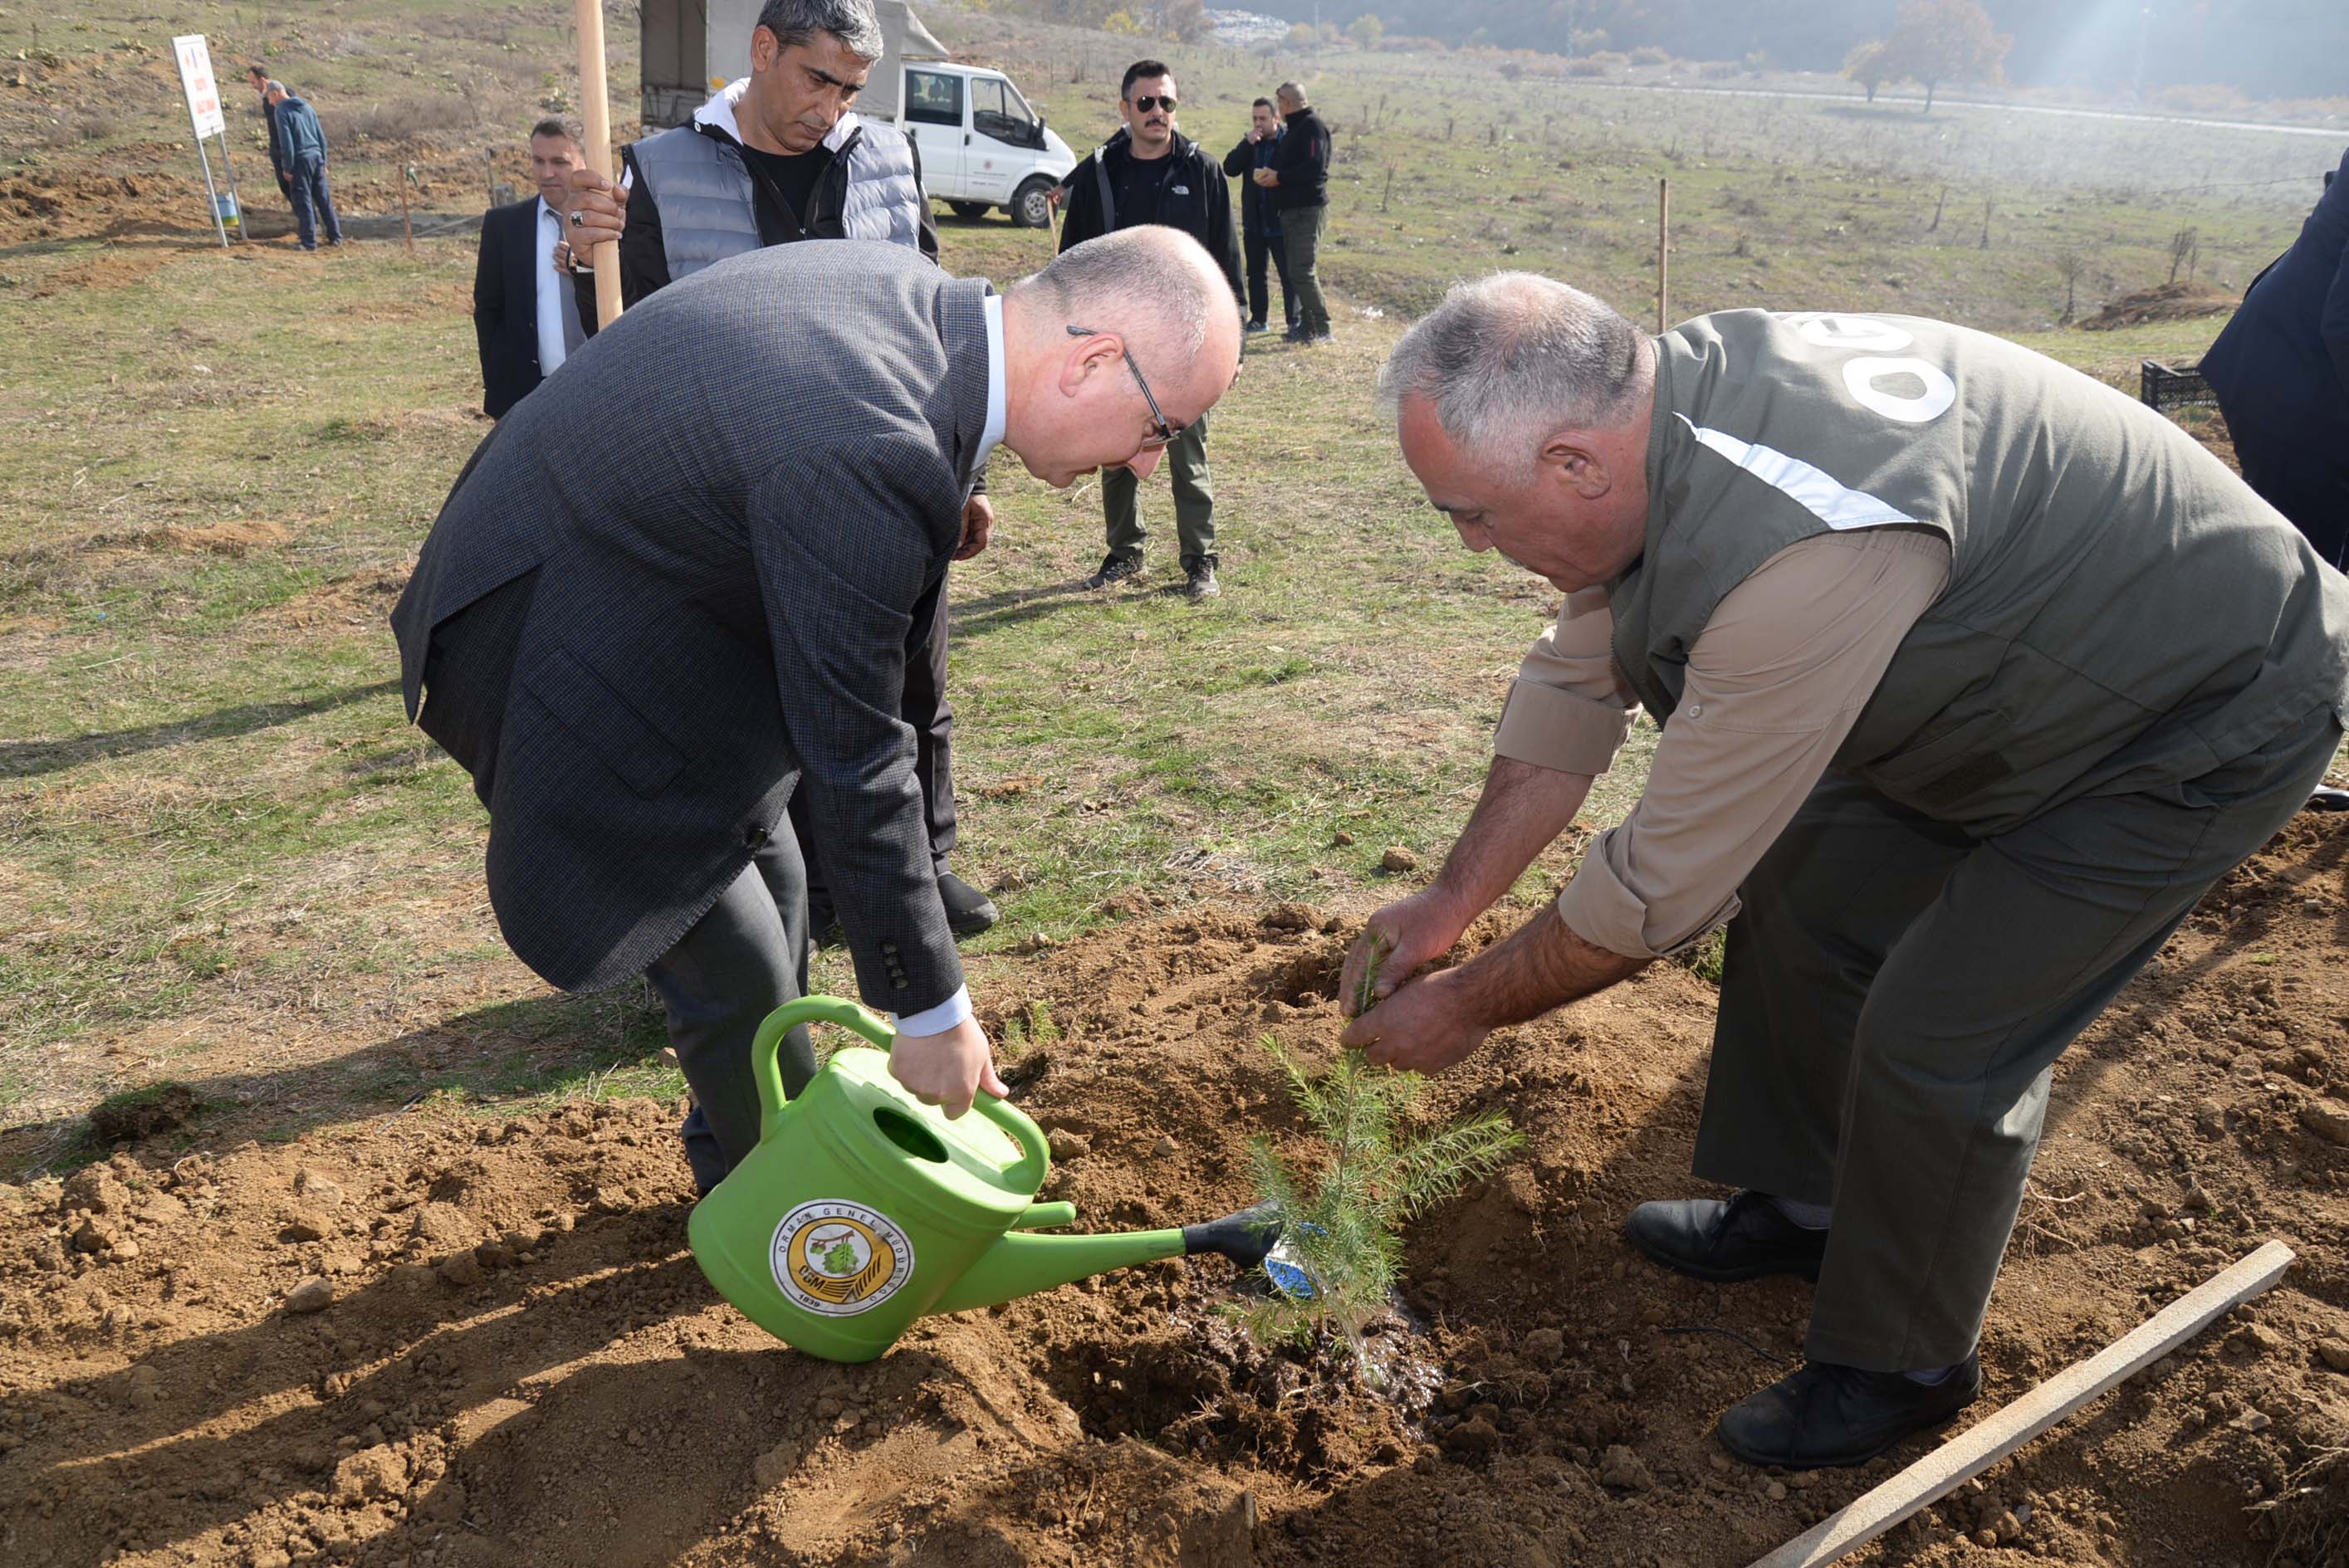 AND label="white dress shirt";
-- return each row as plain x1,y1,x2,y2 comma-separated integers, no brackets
535,198,574,377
